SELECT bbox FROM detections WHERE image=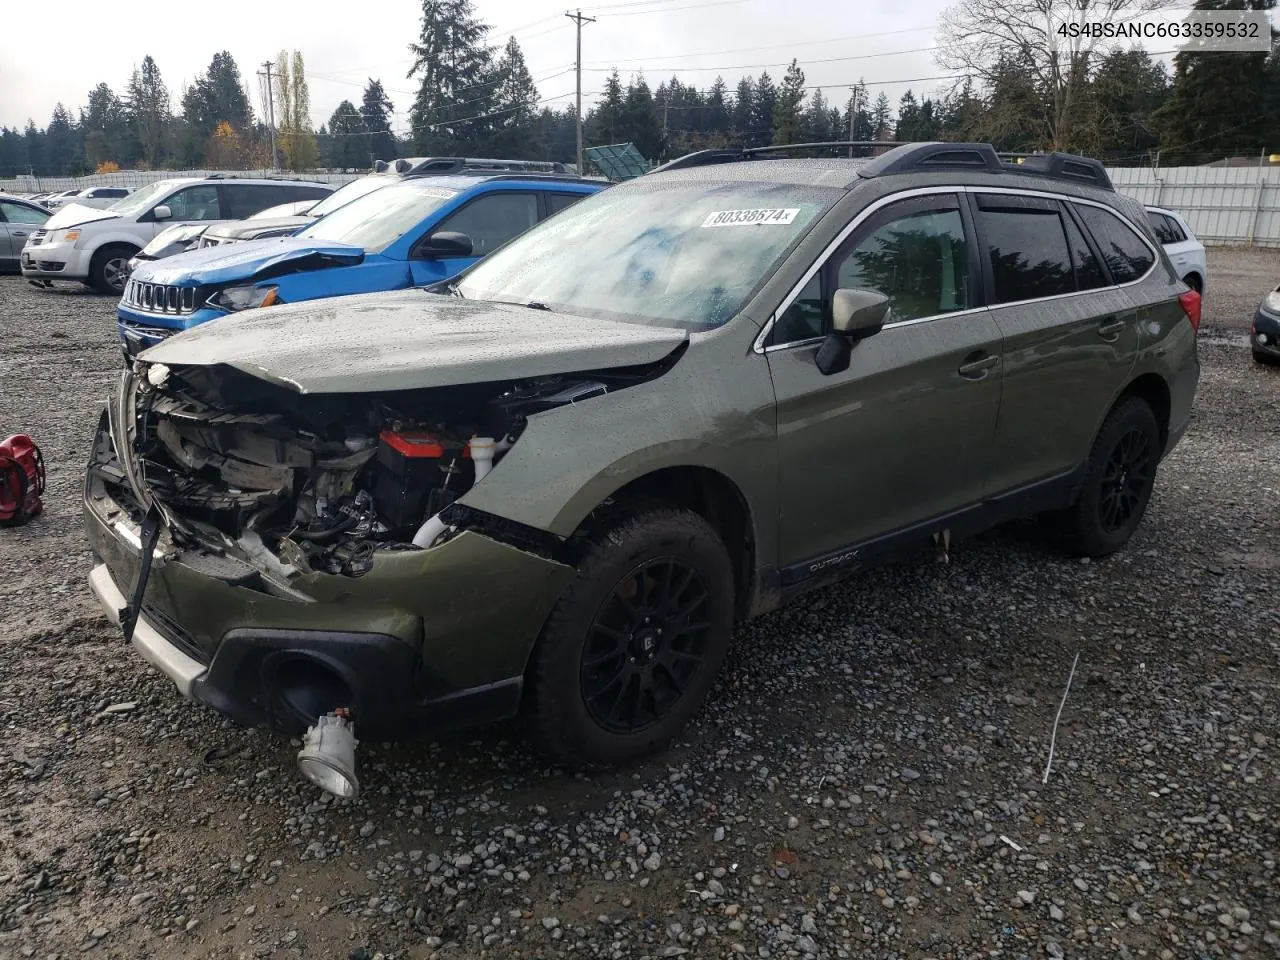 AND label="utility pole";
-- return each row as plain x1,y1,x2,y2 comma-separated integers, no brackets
847,84,862,158
258,60,278,171
566,9,595,174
